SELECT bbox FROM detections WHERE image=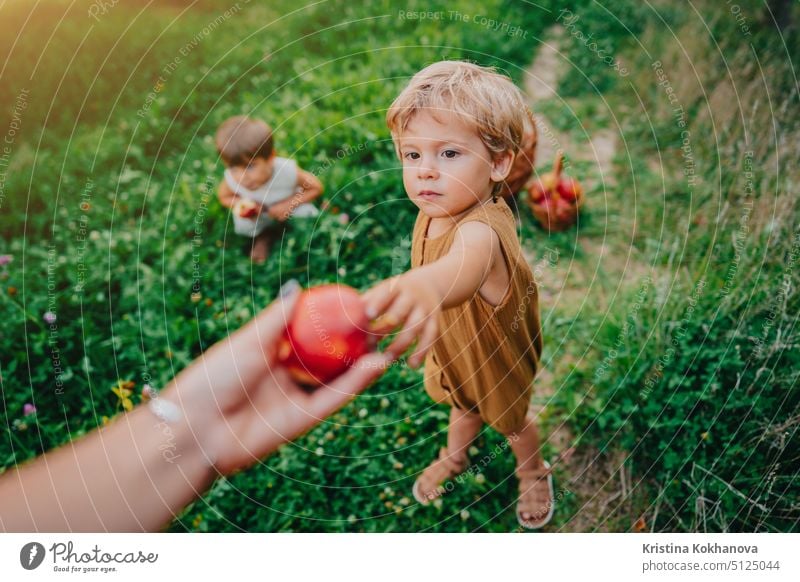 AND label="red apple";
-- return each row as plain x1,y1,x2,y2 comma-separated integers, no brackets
277,284,372,388
537,195,553,214
528,174,555,203
554,195,574,223
234,199,260,218
526,151,584,231
527,151,583,205
556,176,582,202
